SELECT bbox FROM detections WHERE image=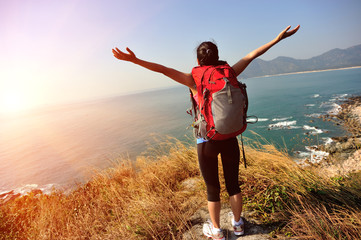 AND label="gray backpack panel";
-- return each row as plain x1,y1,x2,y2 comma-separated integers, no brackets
211,79,246,134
